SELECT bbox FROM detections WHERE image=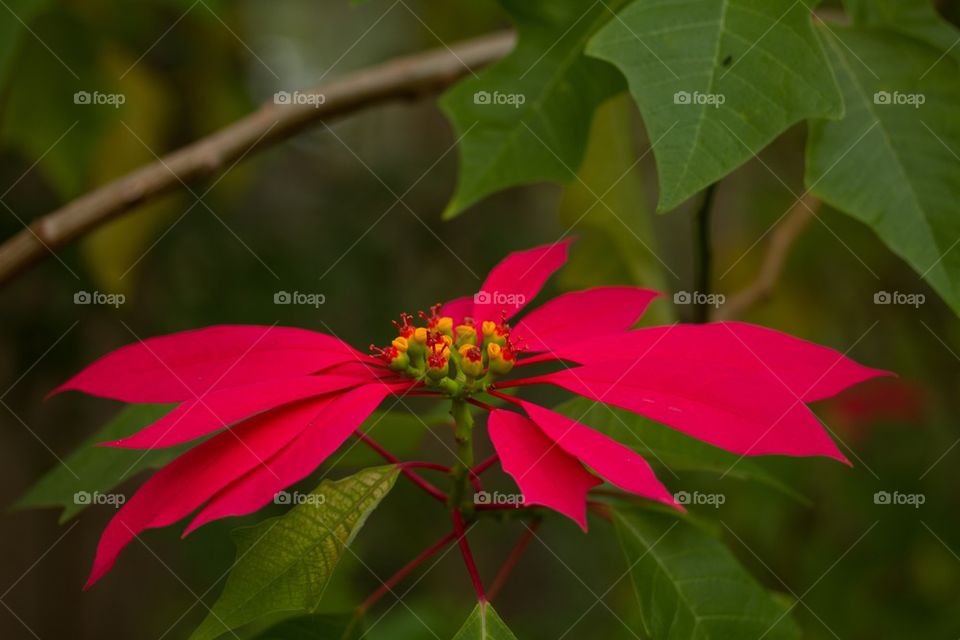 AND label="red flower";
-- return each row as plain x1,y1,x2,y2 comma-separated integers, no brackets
53,240,888,587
